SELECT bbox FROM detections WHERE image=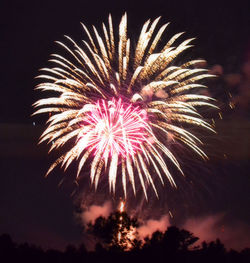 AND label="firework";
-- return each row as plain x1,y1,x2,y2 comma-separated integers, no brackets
117,201,136,250
33,13,217,199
